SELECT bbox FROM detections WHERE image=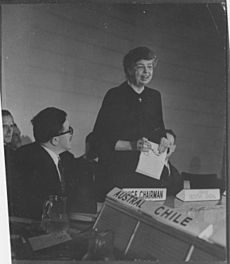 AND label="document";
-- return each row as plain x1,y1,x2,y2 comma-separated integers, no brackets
136,141,166,180
28,231,72,251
